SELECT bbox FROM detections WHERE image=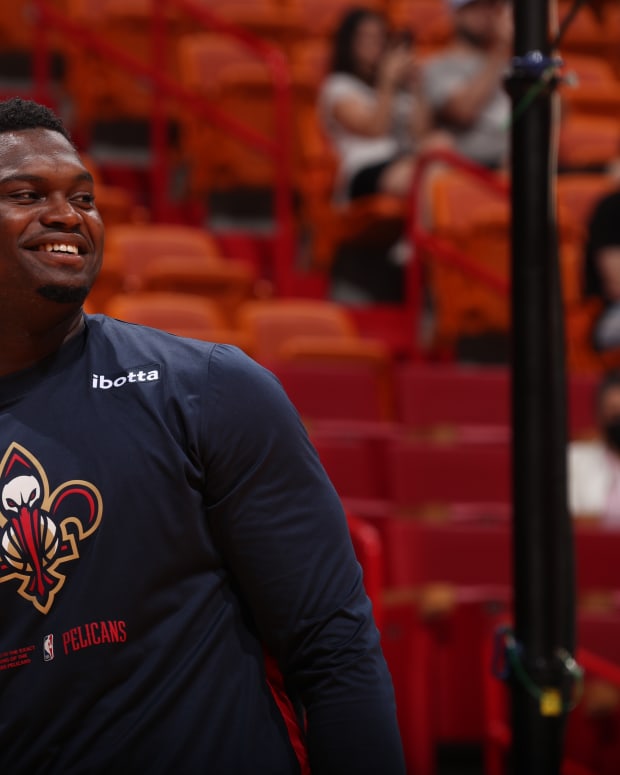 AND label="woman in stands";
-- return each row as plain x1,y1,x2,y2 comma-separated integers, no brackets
319,6,449,204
